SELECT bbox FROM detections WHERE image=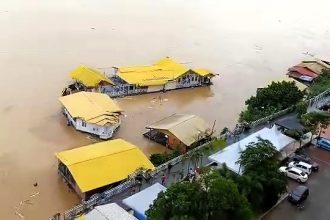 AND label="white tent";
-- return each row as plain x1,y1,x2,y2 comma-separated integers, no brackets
81,203,137,220
122,183,166,220
208,125,295,174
